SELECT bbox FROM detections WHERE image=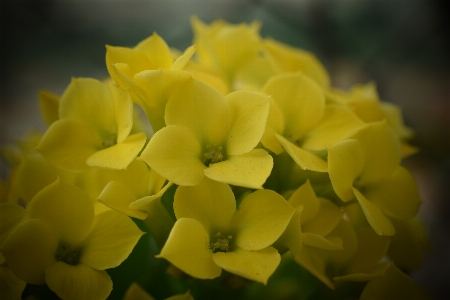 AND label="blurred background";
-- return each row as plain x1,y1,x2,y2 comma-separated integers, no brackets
1,0,449,298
